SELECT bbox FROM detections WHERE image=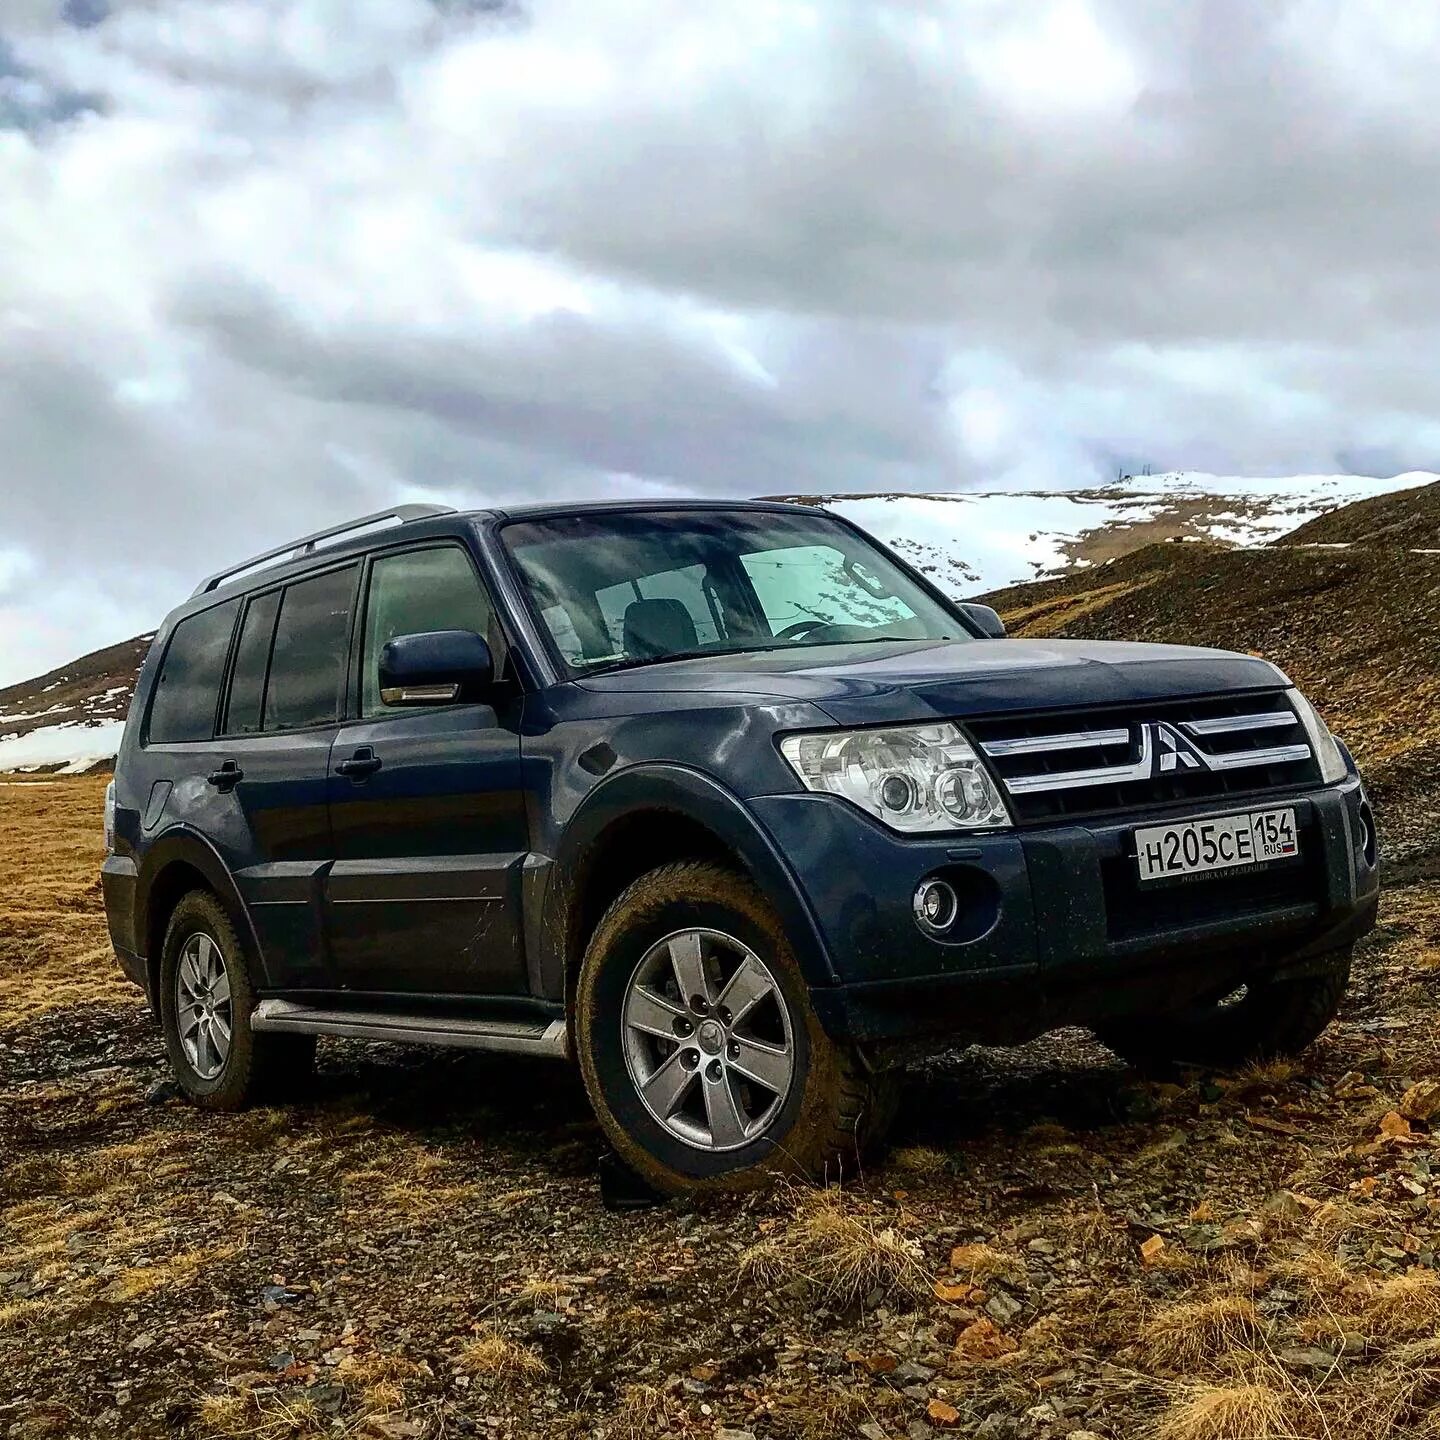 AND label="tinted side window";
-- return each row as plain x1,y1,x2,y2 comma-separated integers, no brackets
264,566,358,730
223,590,281,735
361,547,494,716
146,599,240,744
